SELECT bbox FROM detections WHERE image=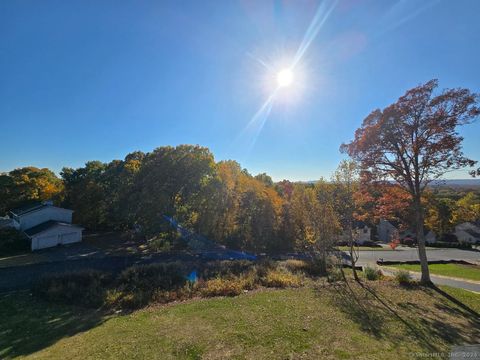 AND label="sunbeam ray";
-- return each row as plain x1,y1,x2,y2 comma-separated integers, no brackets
239,0,337,158
245,90,277,132
292,0,337,69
